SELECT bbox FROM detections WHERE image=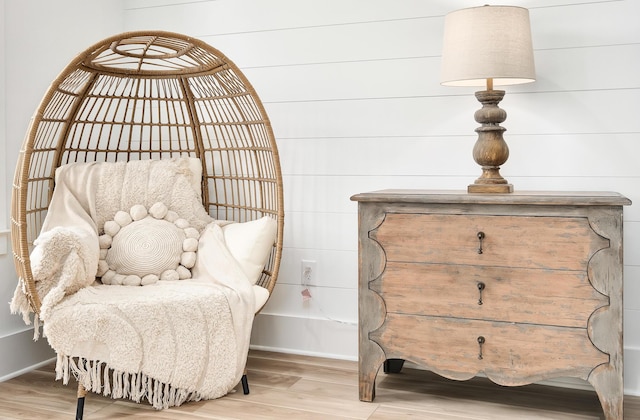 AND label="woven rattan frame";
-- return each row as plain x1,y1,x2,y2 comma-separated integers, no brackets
10,31,284,315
